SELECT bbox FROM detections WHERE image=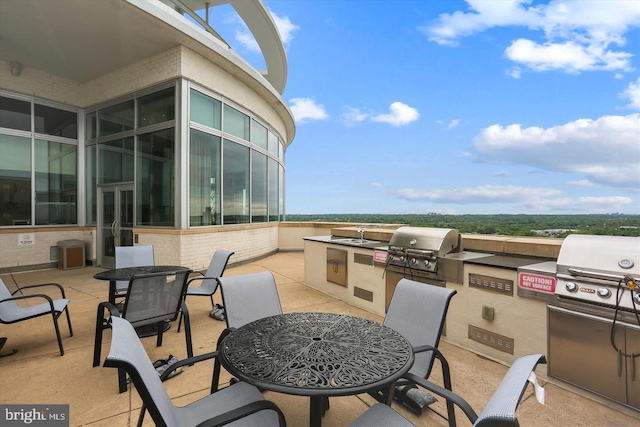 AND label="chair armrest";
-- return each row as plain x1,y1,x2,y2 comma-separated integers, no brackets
474,354,546,427
159,350,219,381
1,293,57,314
186,275,216,286
404,372,479,424
12,282,66,298
194,400,287,427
